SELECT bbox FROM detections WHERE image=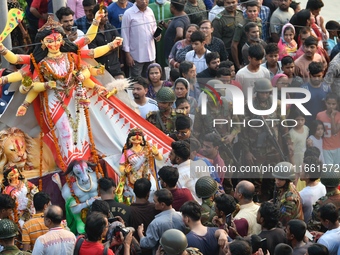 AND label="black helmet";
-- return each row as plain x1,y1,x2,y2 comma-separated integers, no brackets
321,165,340,188
156,87,176,103
254,78,273,92
195,176,218,199
272,162,295,181
0,219,18,239
160,229,188,255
